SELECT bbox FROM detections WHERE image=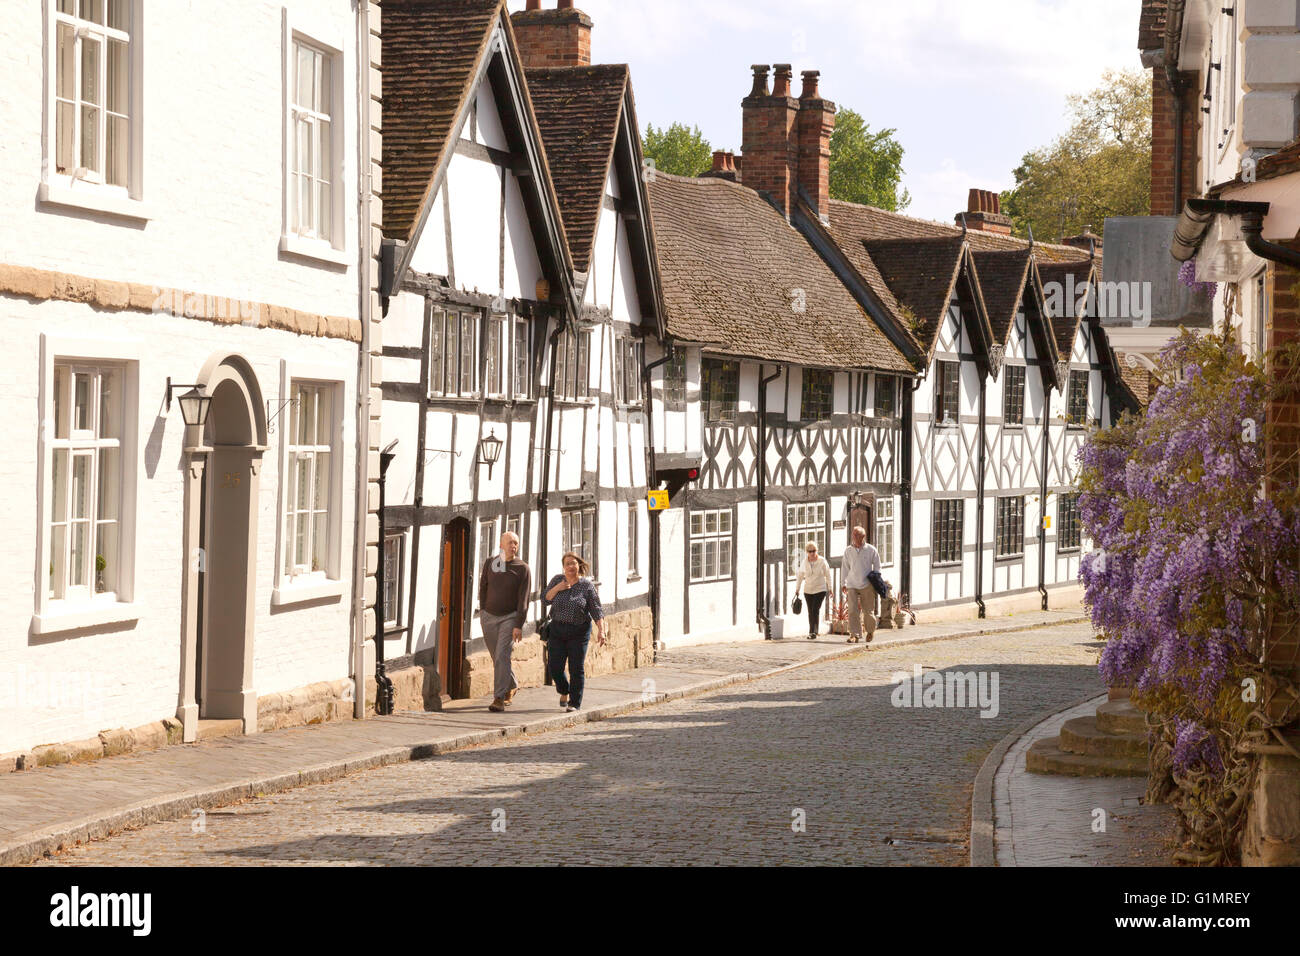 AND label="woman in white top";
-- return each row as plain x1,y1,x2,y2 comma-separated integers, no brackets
795,540,832,639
